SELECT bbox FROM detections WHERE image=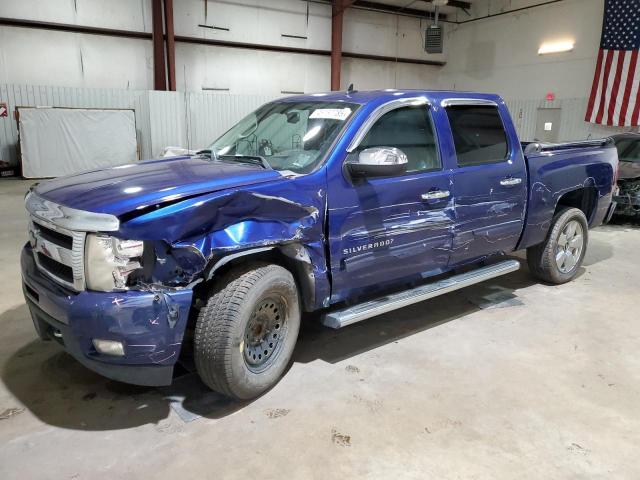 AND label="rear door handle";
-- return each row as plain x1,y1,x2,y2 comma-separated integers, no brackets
421,190,450,200
500,177,522,186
